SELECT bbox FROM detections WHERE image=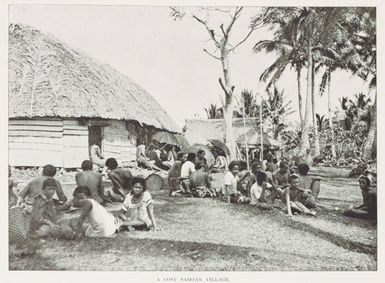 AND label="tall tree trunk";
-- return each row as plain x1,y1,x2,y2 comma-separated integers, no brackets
220,48,236,159
300,37,312,159
297,66,304,128
311,59,320,157
327,69,337,158
362,94,376,160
